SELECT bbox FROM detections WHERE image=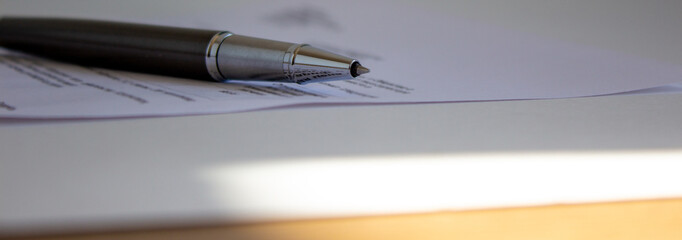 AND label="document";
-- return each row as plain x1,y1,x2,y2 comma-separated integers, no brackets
2,0,682,119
